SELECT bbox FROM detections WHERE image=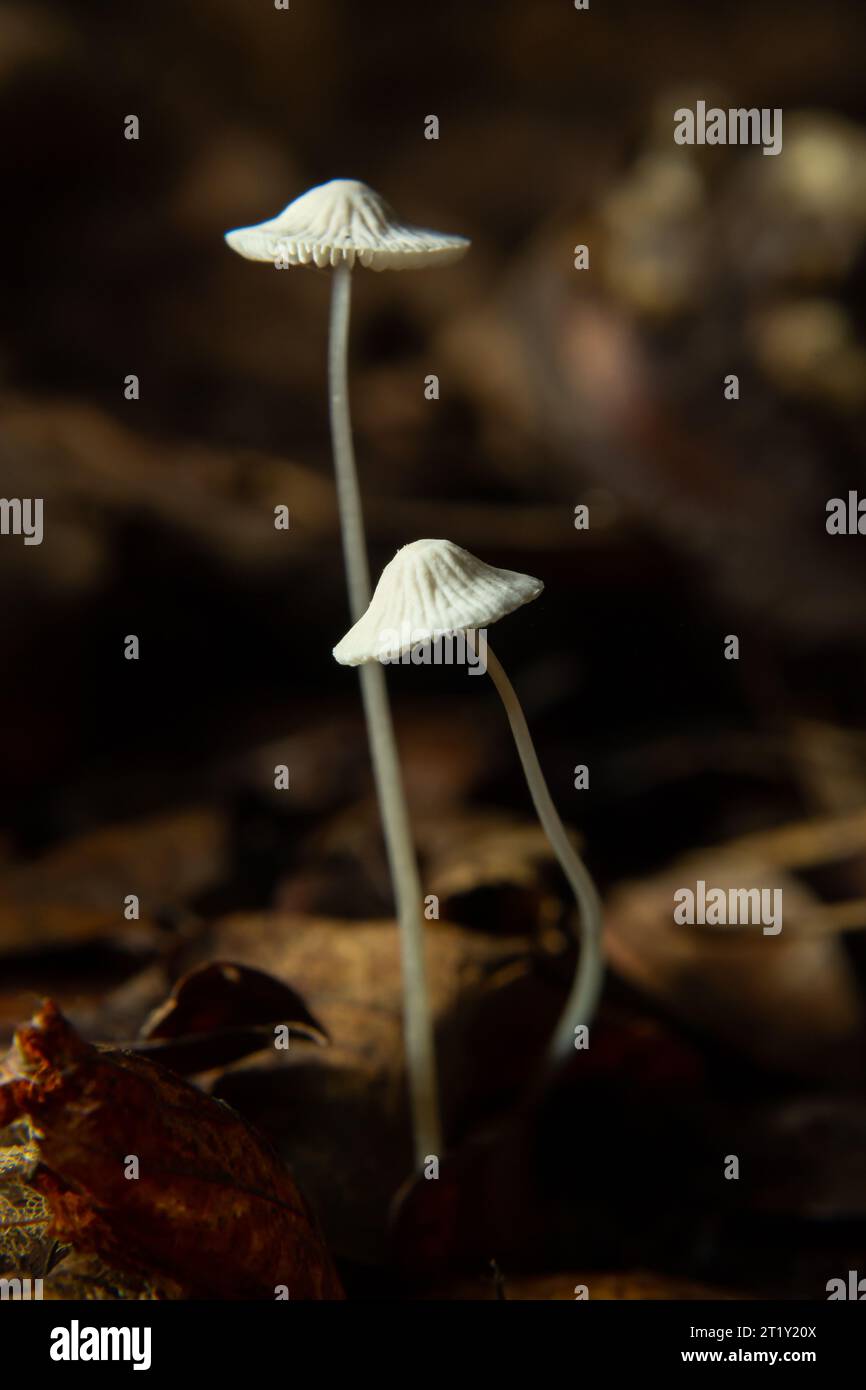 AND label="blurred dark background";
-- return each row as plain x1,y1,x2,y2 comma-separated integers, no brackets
1,0,866,1298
